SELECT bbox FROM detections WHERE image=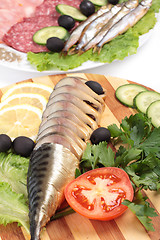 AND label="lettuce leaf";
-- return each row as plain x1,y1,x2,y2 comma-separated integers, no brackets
0,182,29,233
0,152,29,199
0,152,29,232
27,0,160,71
